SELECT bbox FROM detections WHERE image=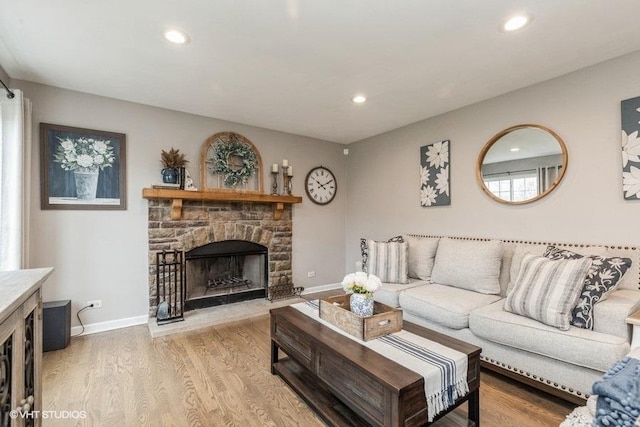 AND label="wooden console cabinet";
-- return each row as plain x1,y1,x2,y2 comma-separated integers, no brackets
0,268,53,427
